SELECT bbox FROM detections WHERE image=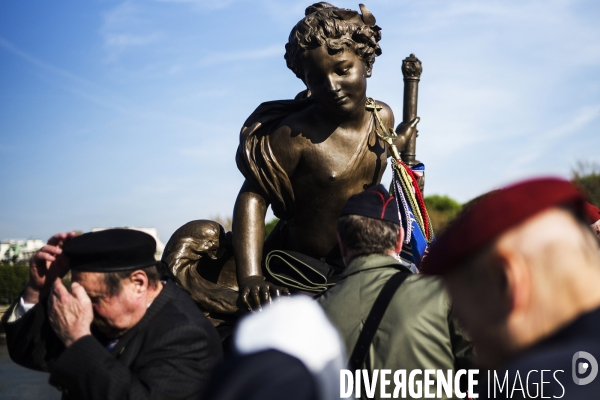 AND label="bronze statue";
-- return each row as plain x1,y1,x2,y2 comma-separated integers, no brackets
163,2,419,326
